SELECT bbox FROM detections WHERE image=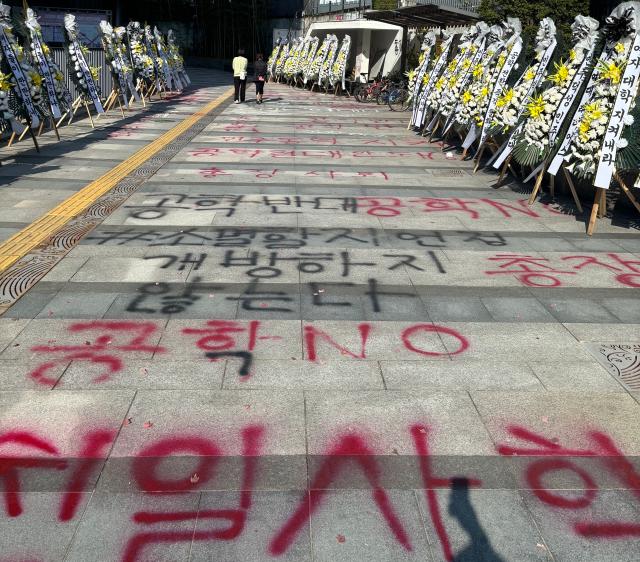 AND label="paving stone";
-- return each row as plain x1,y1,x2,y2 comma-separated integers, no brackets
65,492,200,562
601,297,640,323
0,492,91,562
223,359,384,390
1,290,54,319
538,297,620,323
190,491,313,561
440,322,594,362
70,257,194,283
528,360,625,392
471,391,640,456
420,297,493,322
34,291,118,319
417,488,551,561
381,360,543,391
0,319,30,352
100,389,306,492
158,318,302,361
562,323,640,342
308,490,431,562
521,489,640,562
58,359,225,390
0,358,71,389
481,297,556,322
